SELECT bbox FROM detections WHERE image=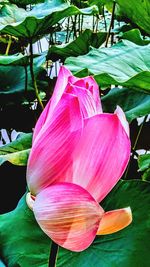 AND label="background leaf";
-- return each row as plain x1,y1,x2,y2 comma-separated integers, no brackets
0,53,38,66
47,29,107,61
101,87,150,122
138,154,150,172
0,132,32,166
115,0,150,35
0,194,50,266
0,54,48,105
138,154,150,181
119,29,150,46
65,40,150,91
57,180,150,267
0,1,98,40
1,180,150,266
